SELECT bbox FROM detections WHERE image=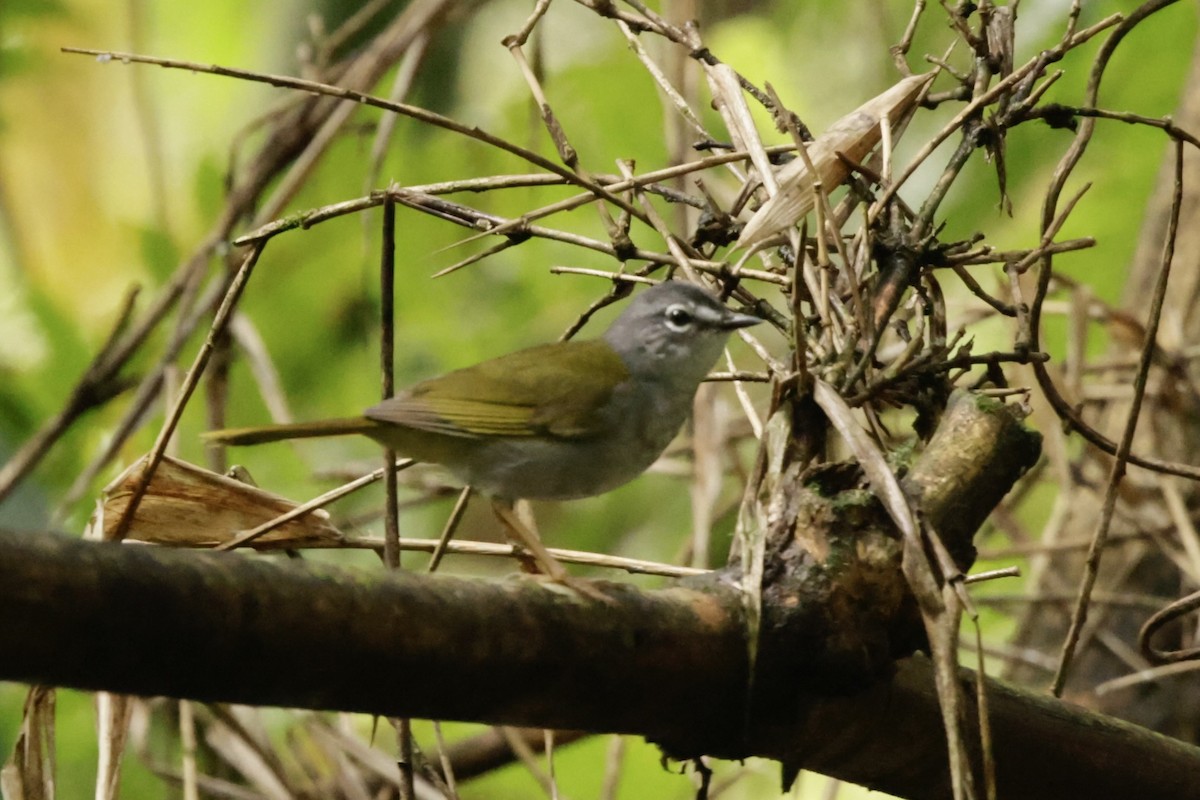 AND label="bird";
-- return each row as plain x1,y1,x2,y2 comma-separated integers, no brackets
206,280,762,585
